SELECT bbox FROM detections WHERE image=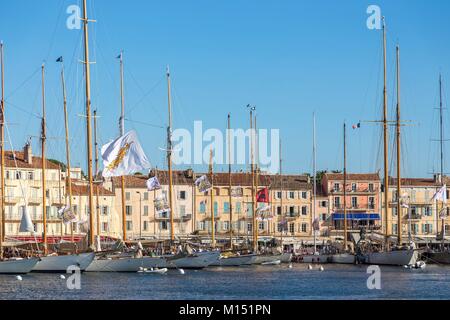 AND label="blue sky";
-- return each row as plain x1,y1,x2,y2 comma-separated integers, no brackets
1,0,449,177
